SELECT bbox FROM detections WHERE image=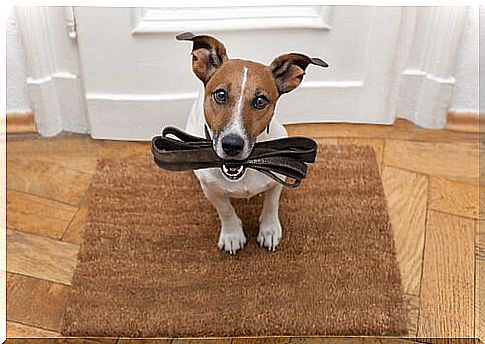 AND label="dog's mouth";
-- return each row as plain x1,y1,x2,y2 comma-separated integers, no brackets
221,164,246,181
